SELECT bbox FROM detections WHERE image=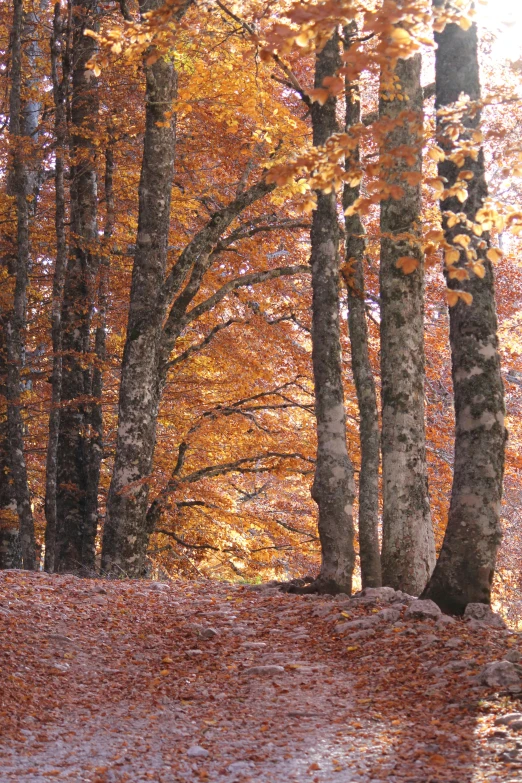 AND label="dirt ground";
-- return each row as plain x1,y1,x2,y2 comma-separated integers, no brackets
1,570,521,782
